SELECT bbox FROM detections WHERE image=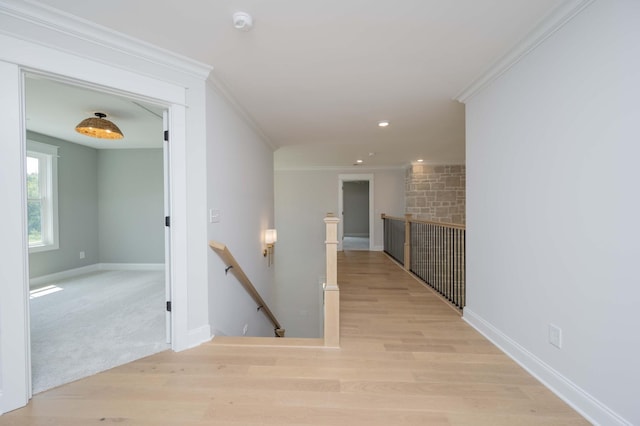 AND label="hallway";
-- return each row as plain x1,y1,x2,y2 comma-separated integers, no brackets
1,252,587,425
